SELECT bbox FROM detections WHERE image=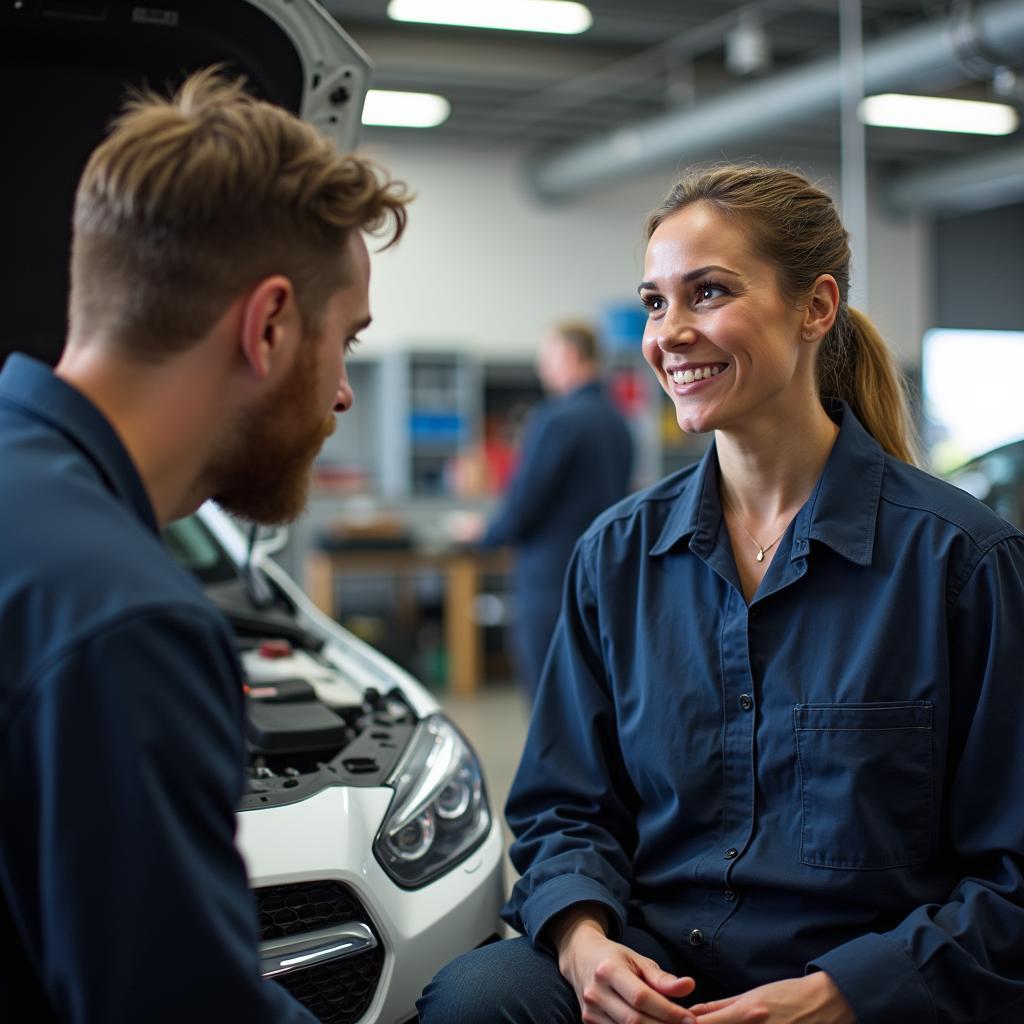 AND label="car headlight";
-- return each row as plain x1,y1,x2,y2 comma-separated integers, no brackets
374,715,491,888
